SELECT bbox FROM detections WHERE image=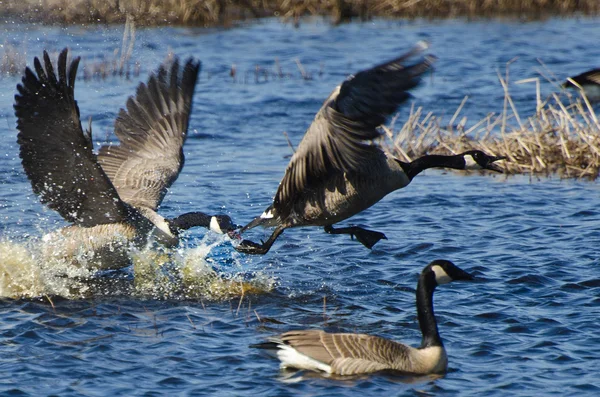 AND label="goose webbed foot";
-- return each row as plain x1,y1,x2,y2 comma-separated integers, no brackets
354,229,387,249
236,239,271,255
235,226,285,255
324,225,387,249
